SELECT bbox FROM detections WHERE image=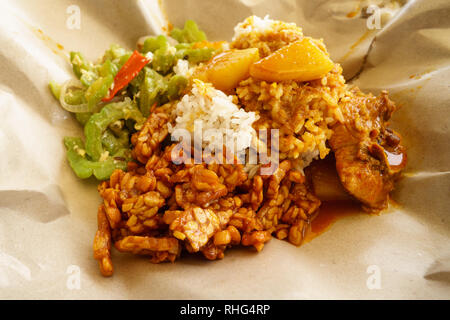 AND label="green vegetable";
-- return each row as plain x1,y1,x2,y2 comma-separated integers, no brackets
84,99,145,161
84,75,114,111
64,137,129,180
70,52,98,86
142,35,169,54
99,59,119,78
102,129,129,155
70,52,94,79
170,20,206,43
166,75,188,101
103,44,132,68
176,45,215,64
53,20,211,181
152,40,176,74
75,112,92,126
65,87,86,105
138,68,168,116
49,81,61,100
